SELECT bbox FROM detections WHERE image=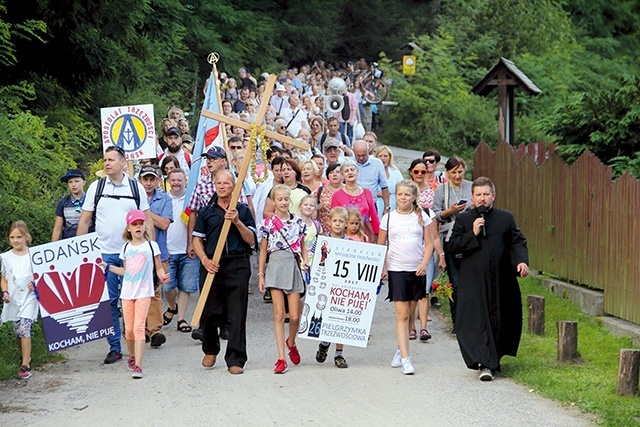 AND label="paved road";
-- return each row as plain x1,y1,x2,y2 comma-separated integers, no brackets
1,287,593,426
